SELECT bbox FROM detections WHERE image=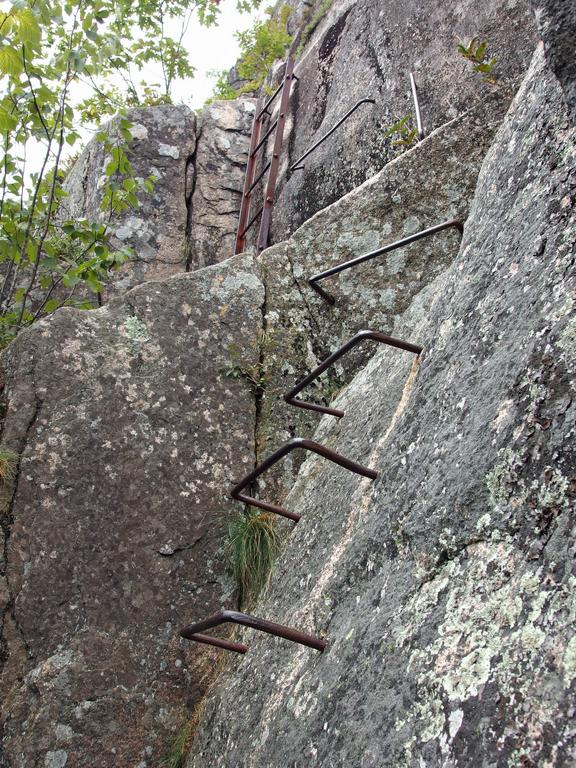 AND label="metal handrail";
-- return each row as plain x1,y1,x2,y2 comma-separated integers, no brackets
285,330,423,417
308,219,464,304
290,98,376,171
409,72,424,140
180,609,326,653
231,437,378,522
